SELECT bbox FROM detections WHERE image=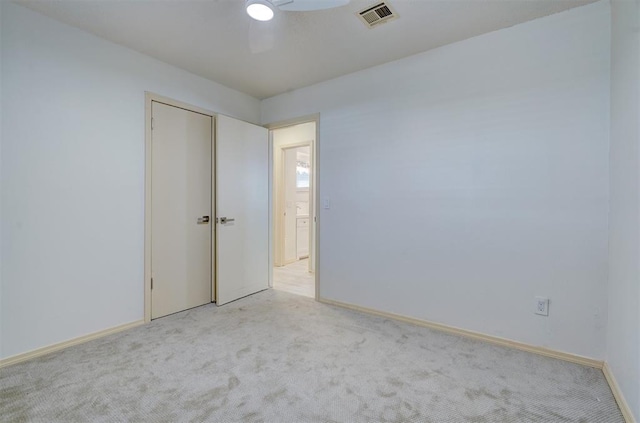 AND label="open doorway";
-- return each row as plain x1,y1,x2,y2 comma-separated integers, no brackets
271,121,317,298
